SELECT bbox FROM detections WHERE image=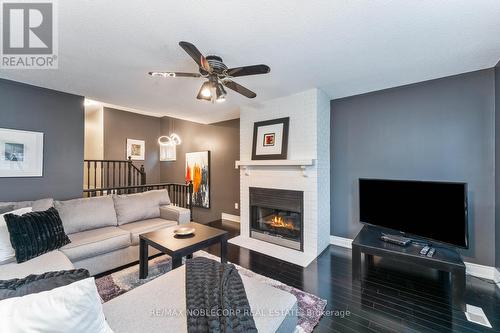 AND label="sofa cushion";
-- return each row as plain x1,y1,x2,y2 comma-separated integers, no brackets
55,196,118,234
0,206,14,214
60,227,130,262
32,198,54,211
113,190,171,225
0,268,90,300
5,208,71,263
0,198,53,212
0,251,74,280
118,218,177,245
0,201,31,212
